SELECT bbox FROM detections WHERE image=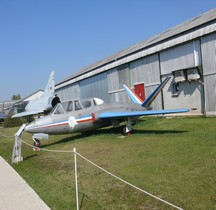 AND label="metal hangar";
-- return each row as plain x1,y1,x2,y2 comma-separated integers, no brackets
55,8,216,116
